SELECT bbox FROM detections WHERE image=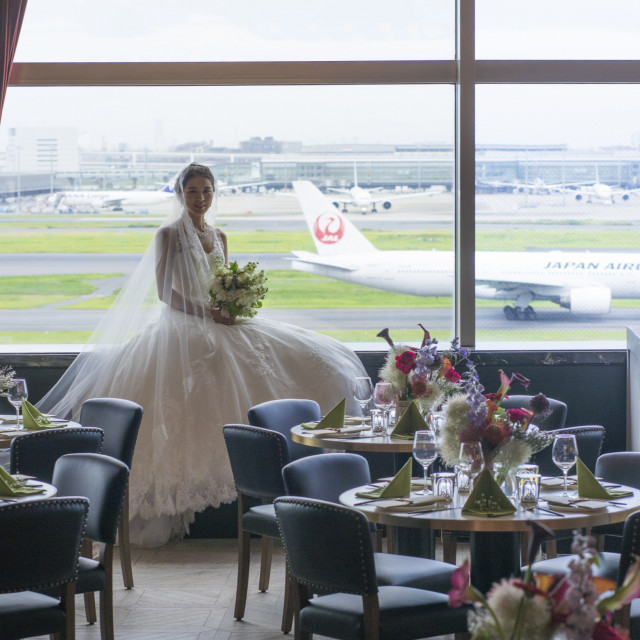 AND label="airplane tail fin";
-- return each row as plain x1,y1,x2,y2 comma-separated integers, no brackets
293,180,377,256
161,173,179,194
